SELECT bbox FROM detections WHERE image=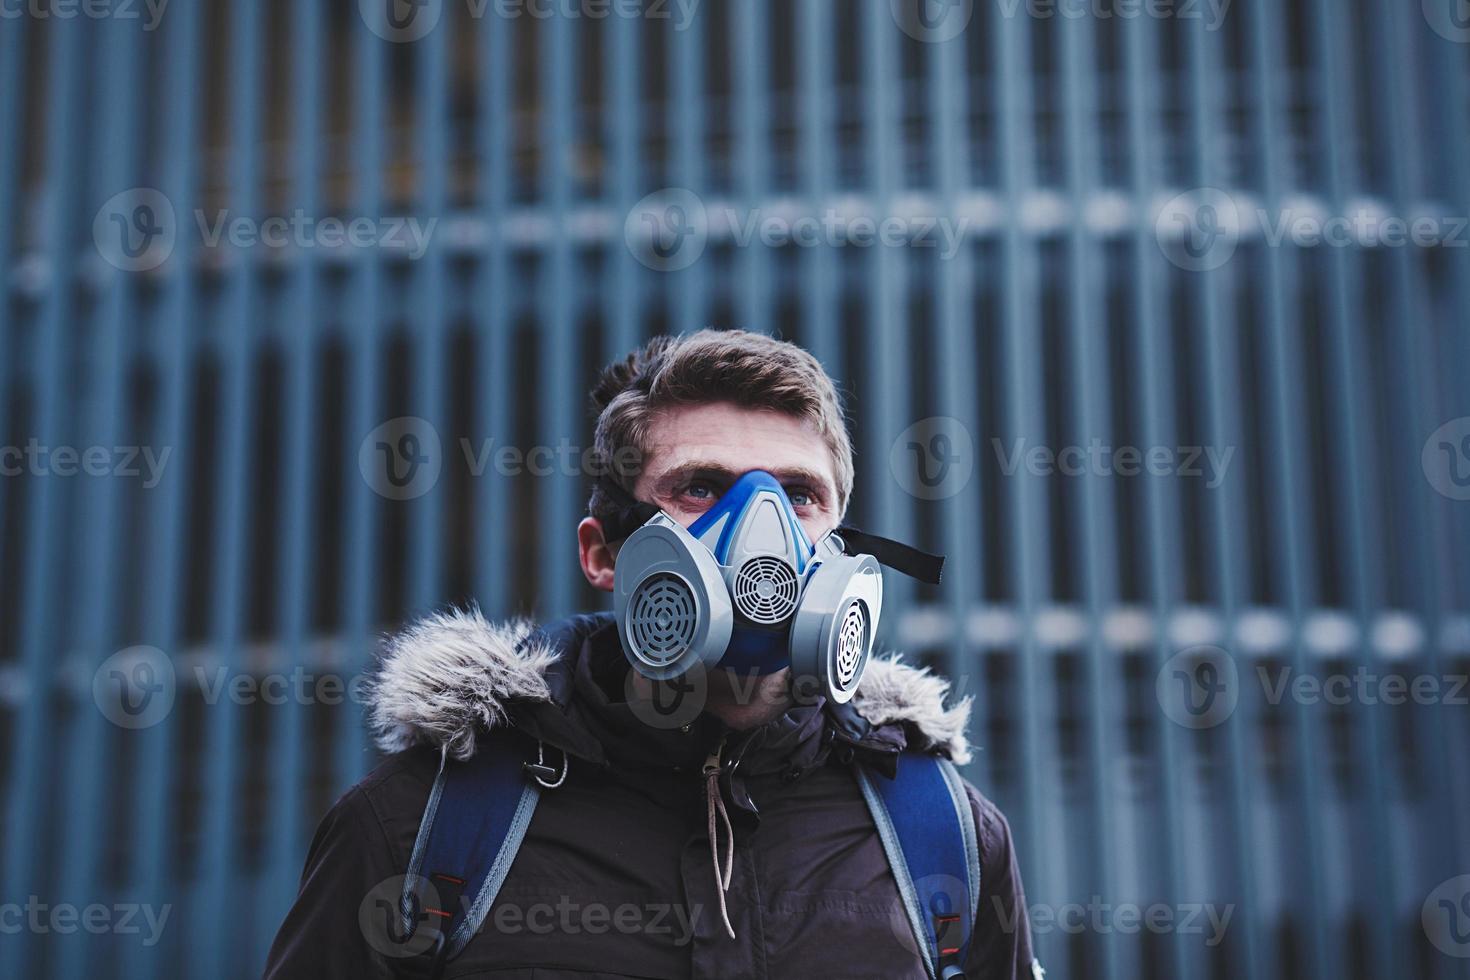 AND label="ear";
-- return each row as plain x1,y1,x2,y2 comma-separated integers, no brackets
578,516,617,592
